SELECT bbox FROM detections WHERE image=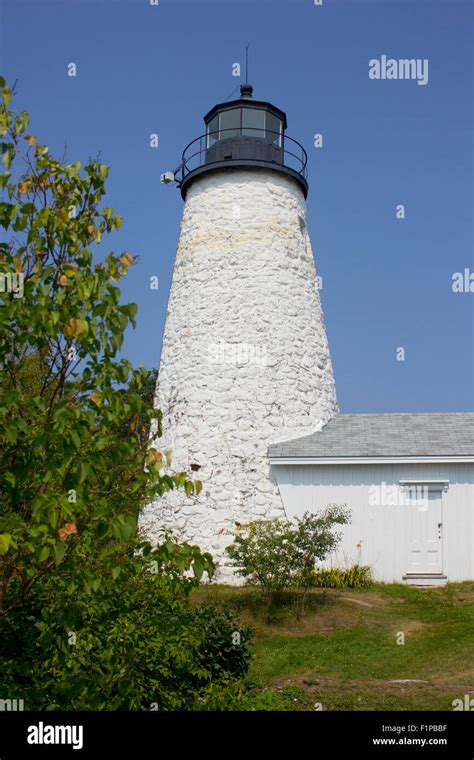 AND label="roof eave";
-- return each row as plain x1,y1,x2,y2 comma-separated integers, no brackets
269,455,474,465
